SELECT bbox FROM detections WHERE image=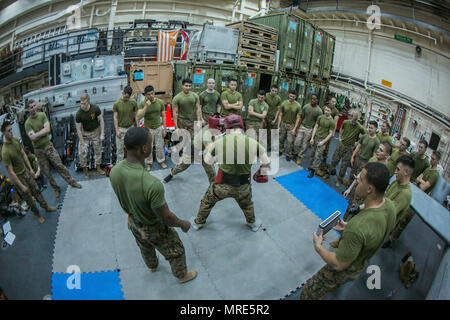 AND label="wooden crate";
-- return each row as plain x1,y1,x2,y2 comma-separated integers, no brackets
227,21,279,42
237,47,275,64
239,35,277,53
237,58,275,71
